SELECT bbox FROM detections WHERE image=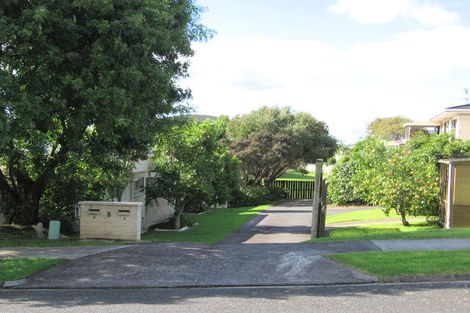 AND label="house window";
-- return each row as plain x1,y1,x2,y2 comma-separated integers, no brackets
452,119,457,131
443,121,449,133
